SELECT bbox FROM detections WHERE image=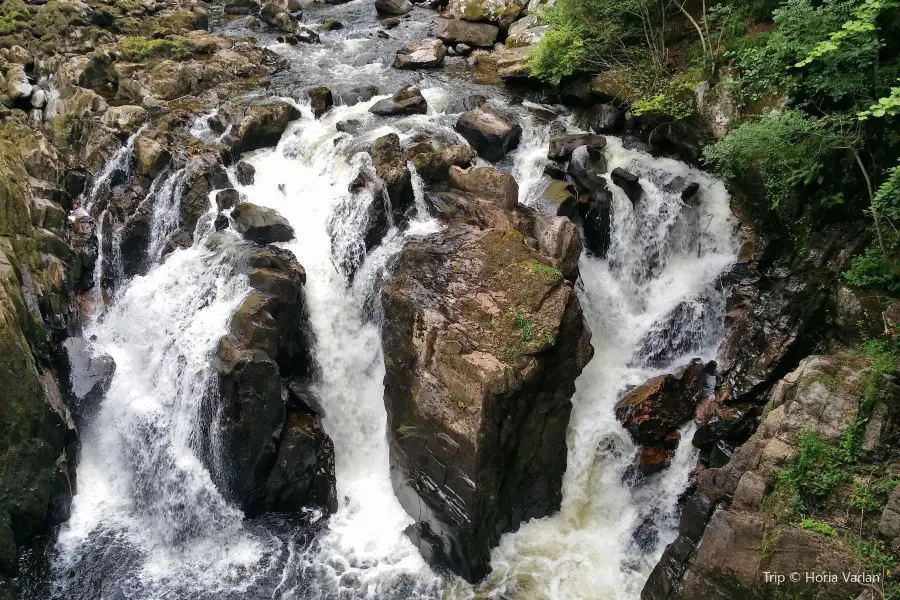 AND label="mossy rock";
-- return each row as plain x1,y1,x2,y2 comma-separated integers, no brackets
0,0,32,36
118,35,189,62
33,1,87,37
0,139,33,237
